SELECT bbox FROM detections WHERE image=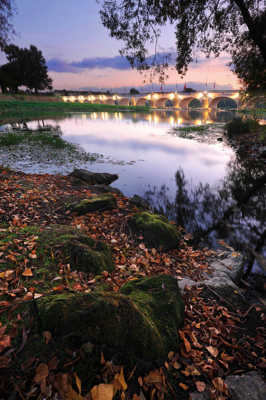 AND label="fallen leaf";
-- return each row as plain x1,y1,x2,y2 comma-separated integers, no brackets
22,268,33,277
144,369,163,385
168,351,174,360
0,335,11,352
74,373,82,395
173,361,181,370
206,346,219,358
43,331,52,344
34,363,49,384
179,383,189,390
90,384,114,400
113,367,127,392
